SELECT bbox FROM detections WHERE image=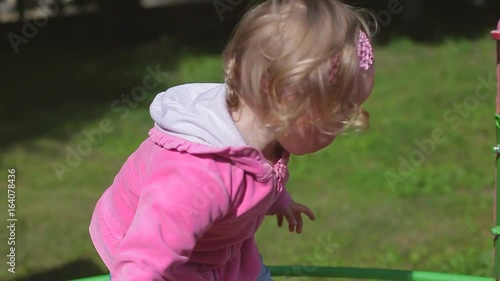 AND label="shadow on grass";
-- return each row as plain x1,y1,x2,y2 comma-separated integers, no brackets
0,3,241,152
13,258,106,281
